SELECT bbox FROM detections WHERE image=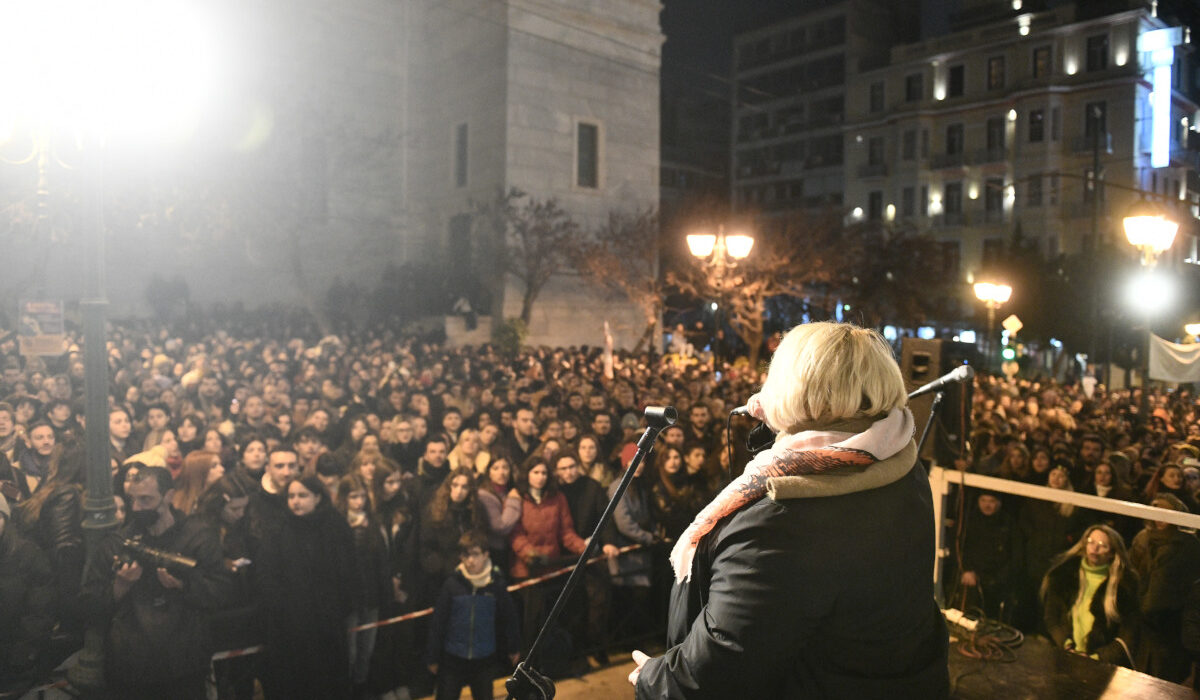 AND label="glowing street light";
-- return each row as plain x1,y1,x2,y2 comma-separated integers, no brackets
1,1,217,691
688,225,754,362
974,281,1012,368
1185,322,1200,339
1123,199,1179,266
1123,198,1178,425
